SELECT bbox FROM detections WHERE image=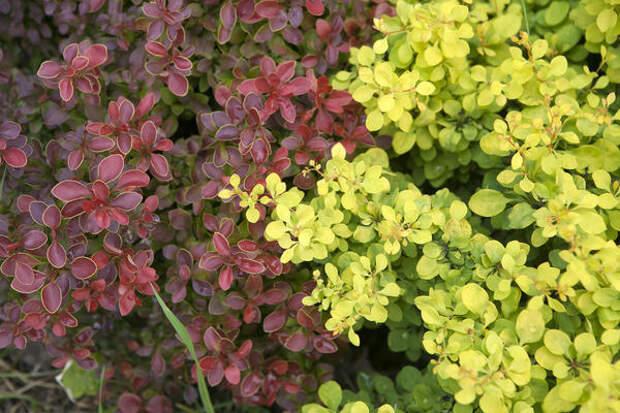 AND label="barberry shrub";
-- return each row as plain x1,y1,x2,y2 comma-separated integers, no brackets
0,0,619,412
